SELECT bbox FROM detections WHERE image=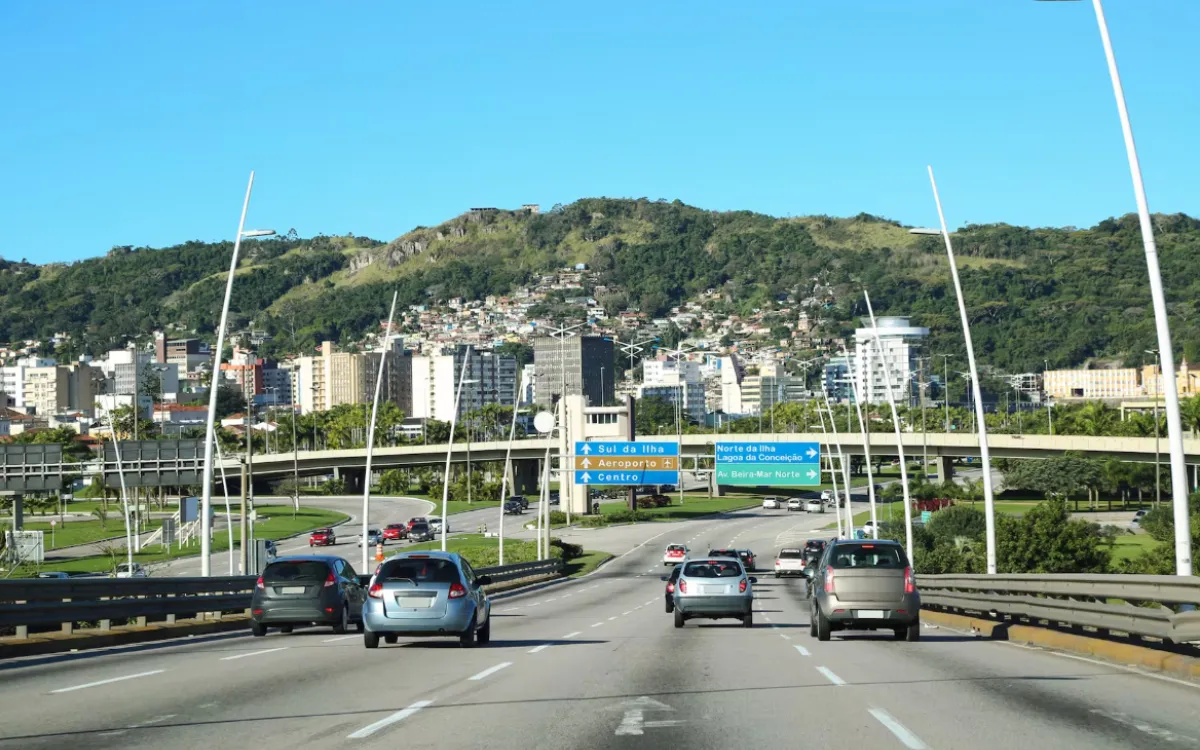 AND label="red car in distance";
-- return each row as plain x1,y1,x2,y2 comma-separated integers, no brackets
382,524,408,542
309,528,336,547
